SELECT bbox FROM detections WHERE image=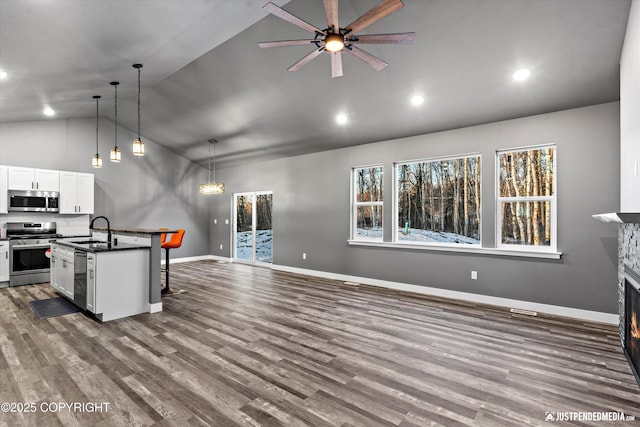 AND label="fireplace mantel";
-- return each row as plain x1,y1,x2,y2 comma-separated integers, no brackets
593,212,640,223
